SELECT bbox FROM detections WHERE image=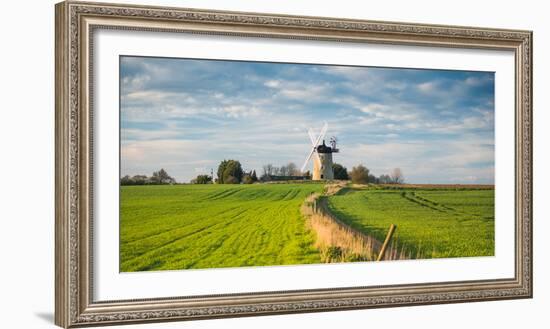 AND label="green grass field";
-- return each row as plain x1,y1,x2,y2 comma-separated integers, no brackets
120,183,323,272
121,184,495,272
327,187,495,258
